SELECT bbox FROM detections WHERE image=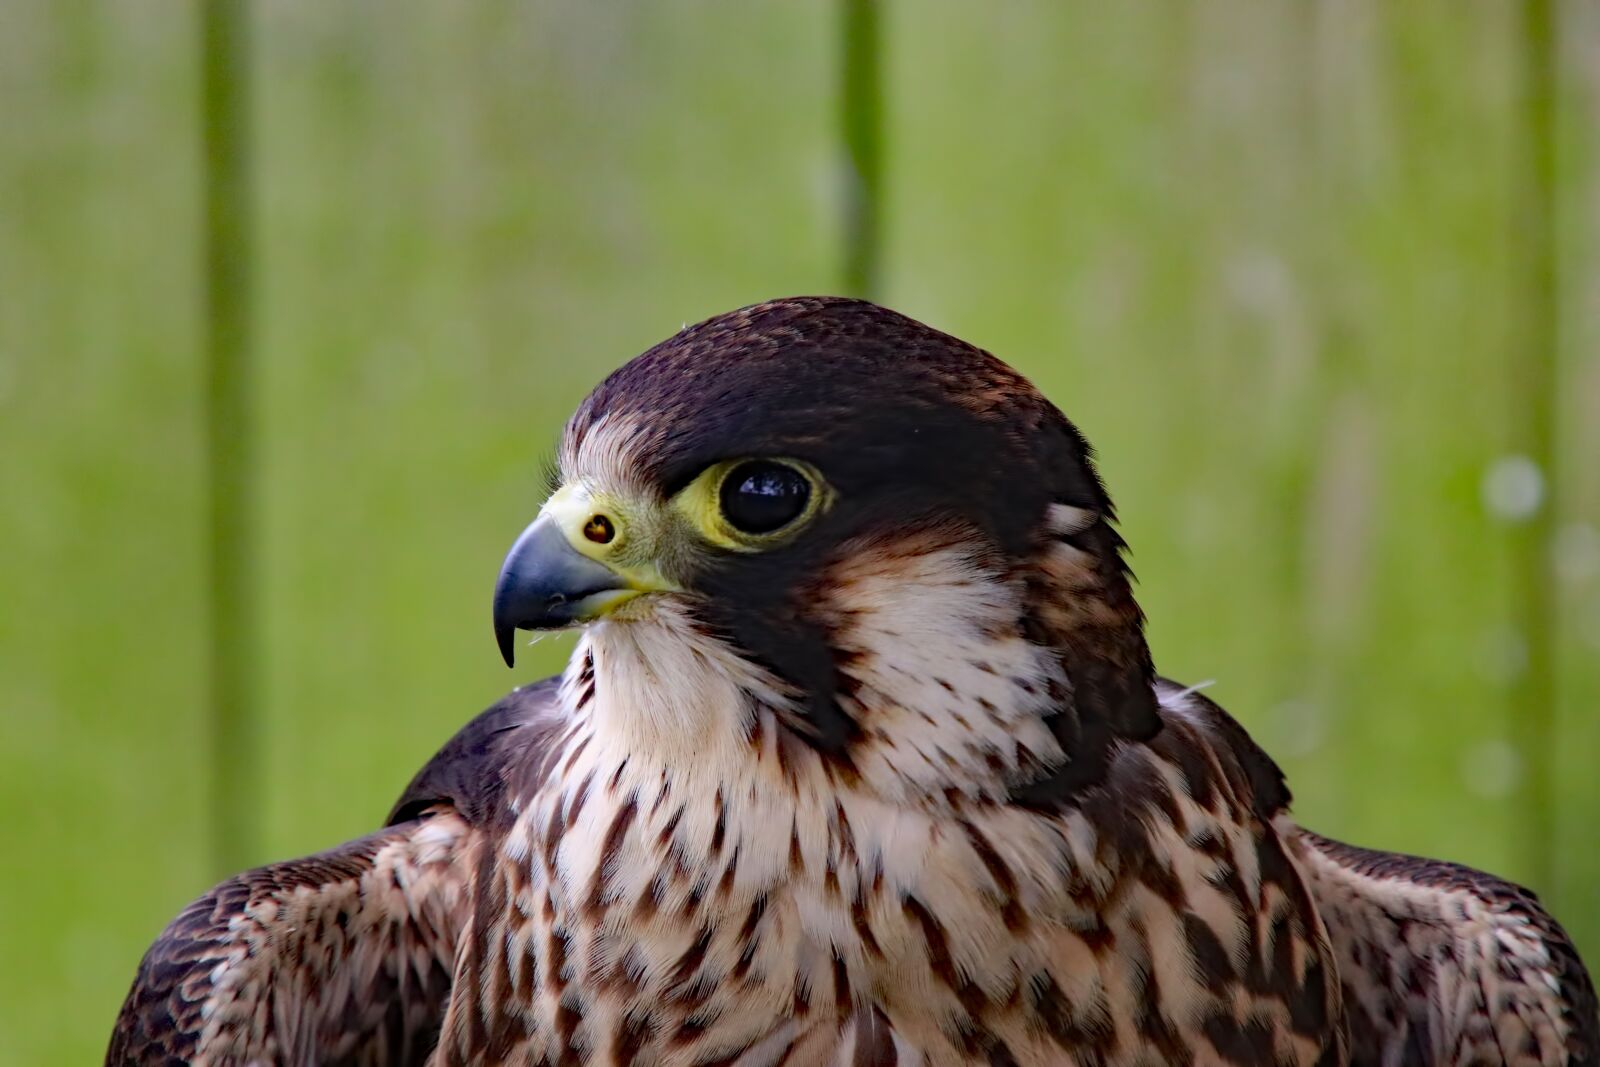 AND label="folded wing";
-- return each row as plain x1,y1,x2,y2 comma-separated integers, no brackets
105,810,470,1066
1296,830,1598,1067
107,679,564,1066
